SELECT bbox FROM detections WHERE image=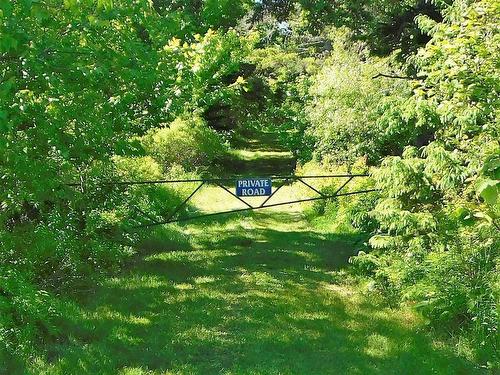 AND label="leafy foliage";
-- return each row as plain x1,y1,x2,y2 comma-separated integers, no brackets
1,0,498,370
283,0,499,367
306,29,439,166
141,117,228,172
0,0,251,365
251,0,446,56
348,0,498,365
